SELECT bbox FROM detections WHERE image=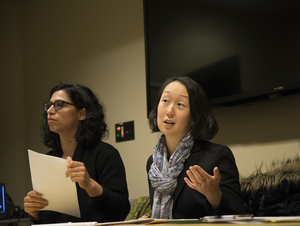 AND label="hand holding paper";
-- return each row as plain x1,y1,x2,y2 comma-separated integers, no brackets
65,157,103,198
24,190,48,219
28,149,80,218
